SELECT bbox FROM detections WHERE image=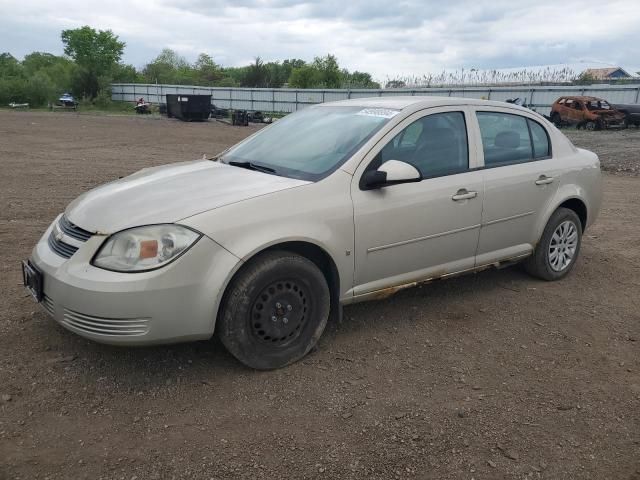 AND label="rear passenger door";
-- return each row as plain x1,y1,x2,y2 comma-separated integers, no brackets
472,109,561,265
